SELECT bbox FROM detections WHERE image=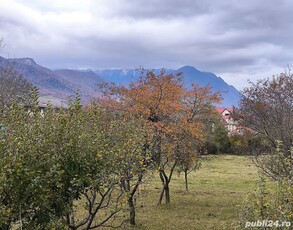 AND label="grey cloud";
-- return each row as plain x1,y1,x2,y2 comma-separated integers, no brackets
1,0,293,90
85,0,212,19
